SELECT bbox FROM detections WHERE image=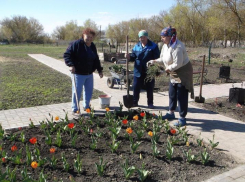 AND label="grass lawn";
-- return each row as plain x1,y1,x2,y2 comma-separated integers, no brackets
1,44,244,110
0,45,105,110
